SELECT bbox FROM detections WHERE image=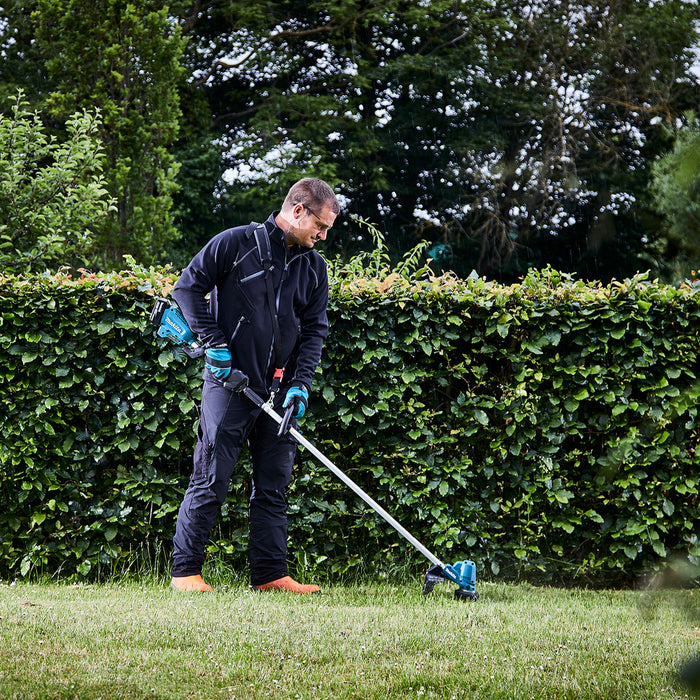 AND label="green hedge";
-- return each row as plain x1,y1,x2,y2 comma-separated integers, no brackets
1,266,699,584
